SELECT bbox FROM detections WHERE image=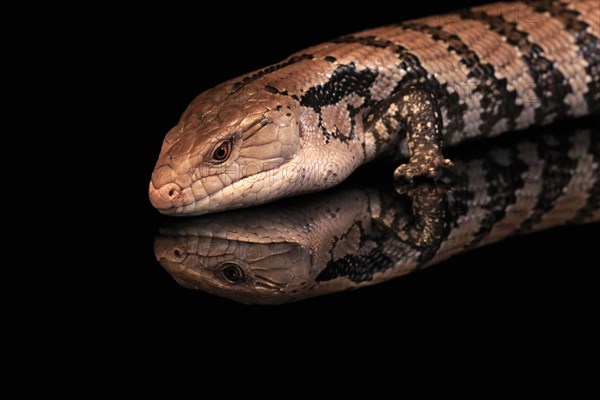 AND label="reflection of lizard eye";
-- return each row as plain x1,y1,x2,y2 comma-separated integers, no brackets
212,140,231,163
220,263,244,284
